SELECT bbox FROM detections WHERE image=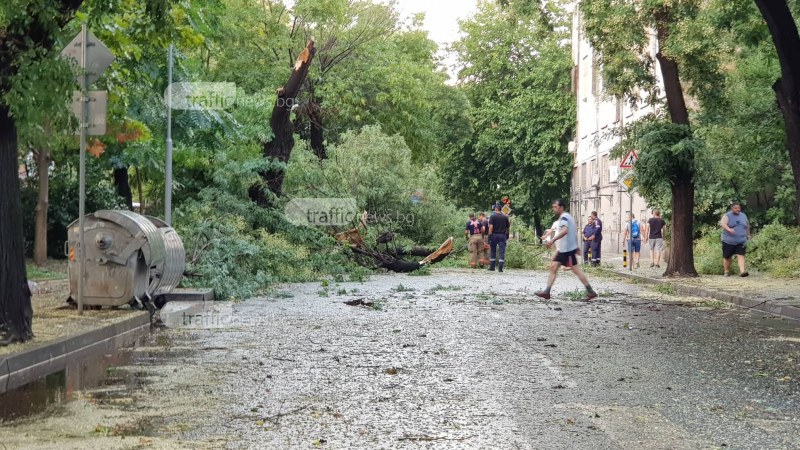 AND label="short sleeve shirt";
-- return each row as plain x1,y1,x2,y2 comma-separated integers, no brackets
489,213,510,235
556,212,578,253
648,217,666,239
